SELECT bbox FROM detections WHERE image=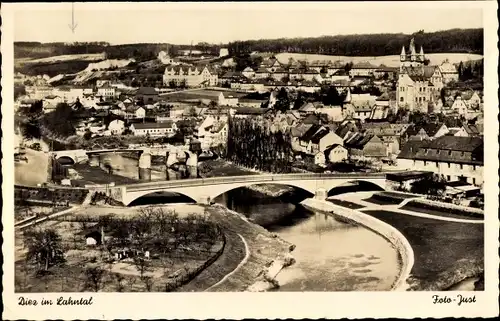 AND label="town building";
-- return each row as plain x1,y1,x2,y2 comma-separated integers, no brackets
438,60,459,84
349,62,378,77
401,122,449,142
218,93,239,107
135,87,159,104
344,133,388,162
108,119,125,135
396,38,444,112
219,48,229,57
163,65,218,87
130,121,177,137
97,83,116,99
294,125,343,155
397,136,484,187
315,144,348,166
242,67,256,79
